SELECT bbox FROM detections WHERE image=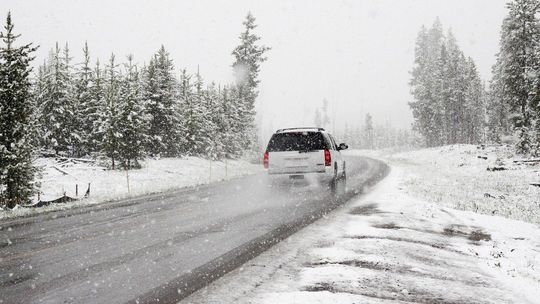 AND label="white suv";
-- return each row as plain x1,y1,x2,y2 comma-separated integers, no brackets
263,127,348,187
